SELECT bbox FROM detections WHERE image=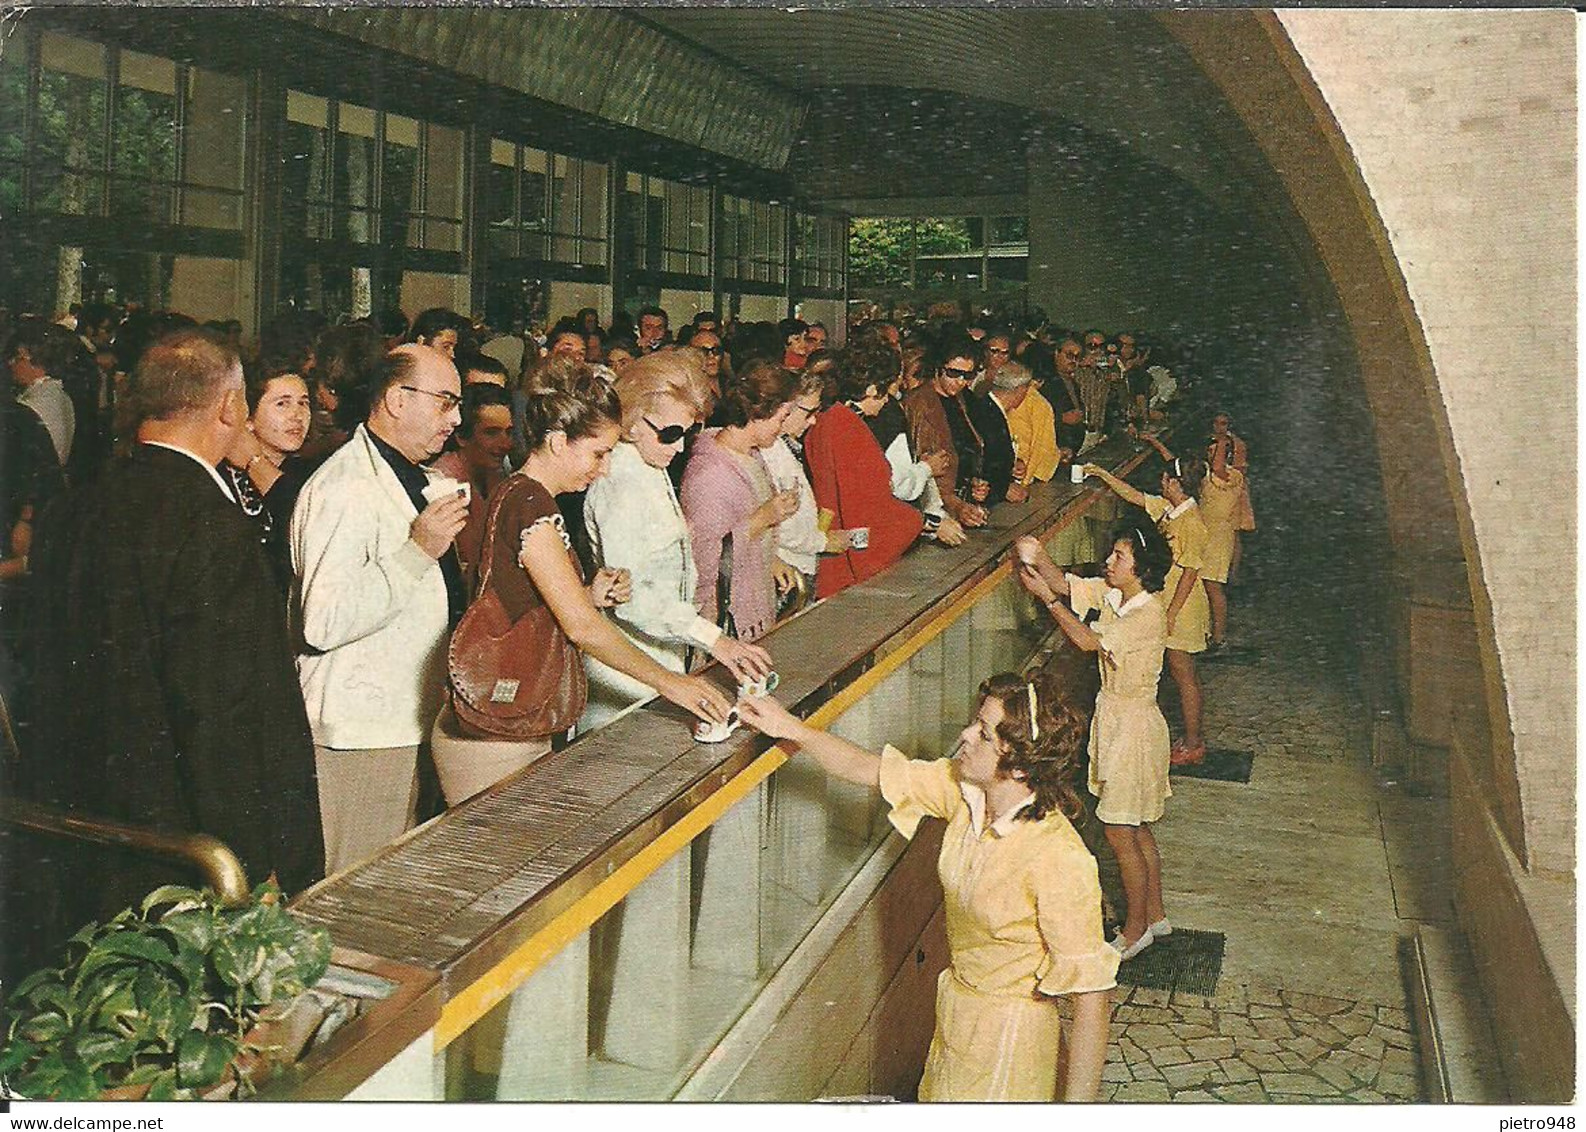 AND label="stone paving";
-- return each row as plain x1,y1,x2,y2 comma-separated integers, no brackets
1079,984,1421,1103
